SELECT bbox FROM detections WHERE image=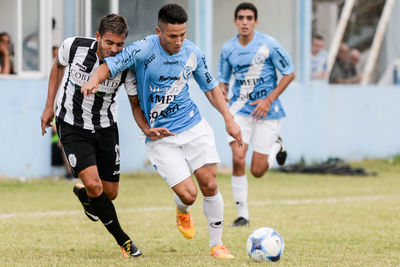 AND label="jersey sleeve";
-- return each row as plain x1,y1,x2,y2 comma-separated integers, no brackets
124,69,137,96
58,37,75,66
192,51,218,92
217,46,232,84
270,40,295,76
105,40,145,76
